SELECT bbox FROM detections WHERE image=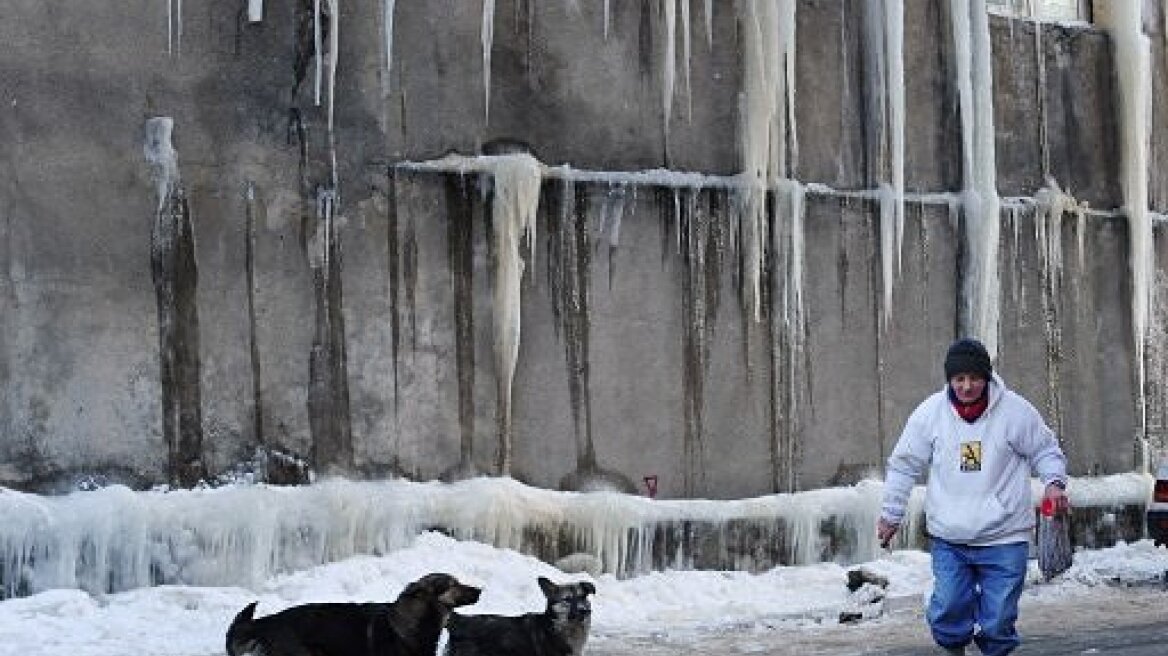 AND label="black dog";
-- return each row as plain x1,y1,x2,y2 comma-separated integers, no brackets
226,572,481,656
445,577,596,656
